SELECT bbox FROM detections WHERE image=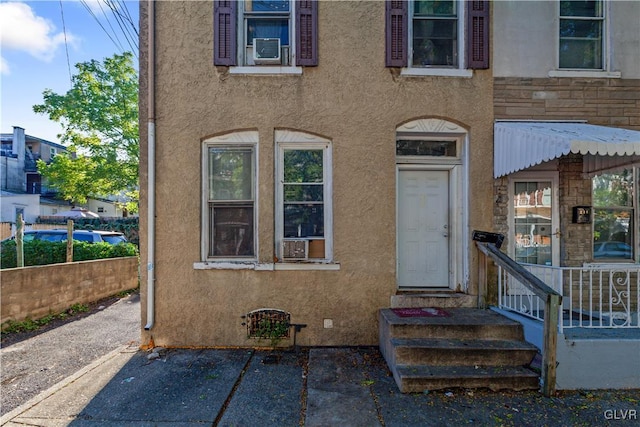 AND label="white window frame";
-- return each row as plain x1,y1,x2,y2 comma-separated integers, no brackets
591,167,638,264
402,0,472,78
275,130,333,263
233,0,298,73
200,131,259,262
550,0,620,78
